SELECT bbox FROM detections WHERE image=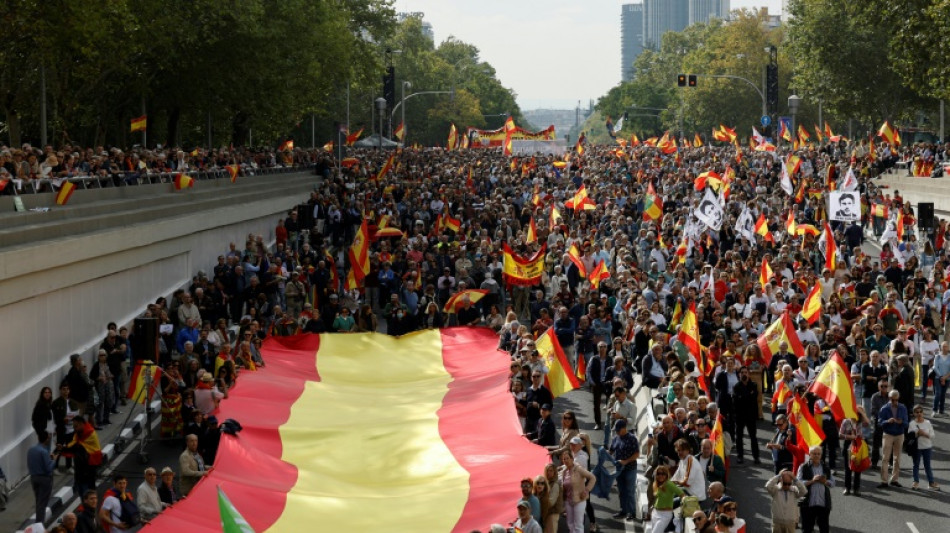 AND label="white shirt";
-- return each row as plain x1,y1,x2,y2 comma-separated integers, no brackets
908,419,935,450
136,481,163,518
672,453,706,498
102,494,132,533
920,339,940,365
